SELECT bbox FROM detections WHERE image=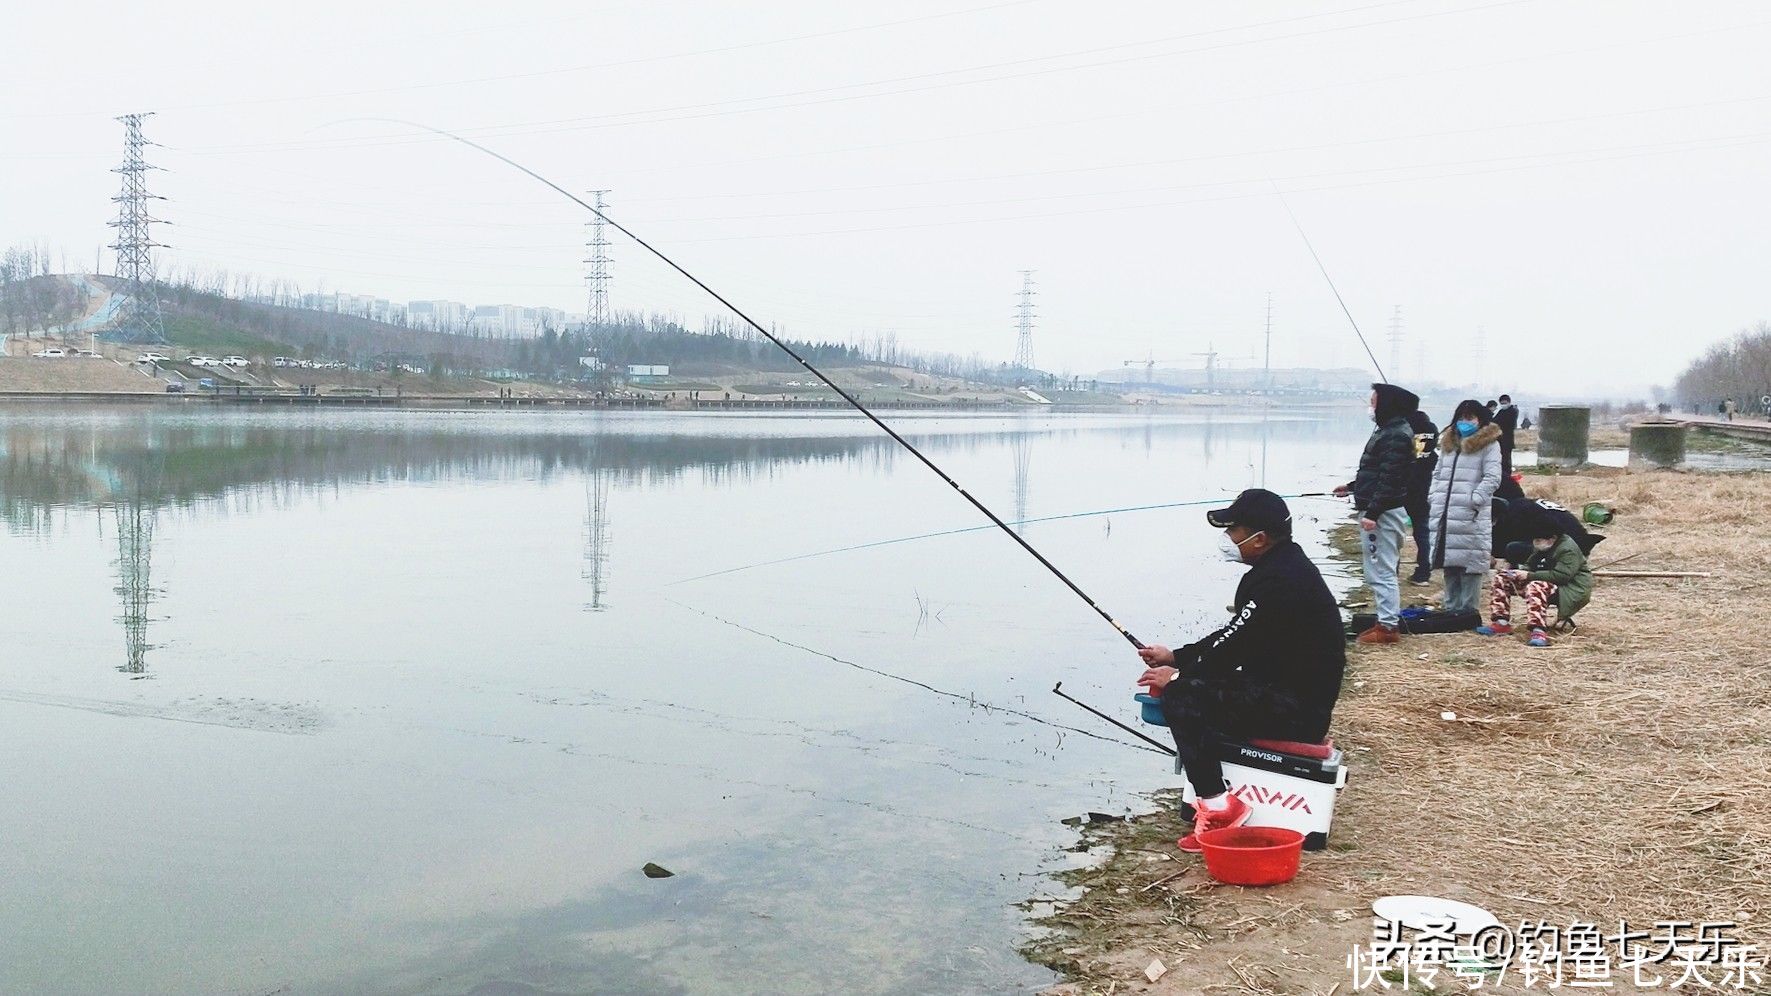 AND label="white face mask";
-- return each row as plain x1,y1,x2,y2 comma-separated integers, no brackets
1219,530,1264,562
